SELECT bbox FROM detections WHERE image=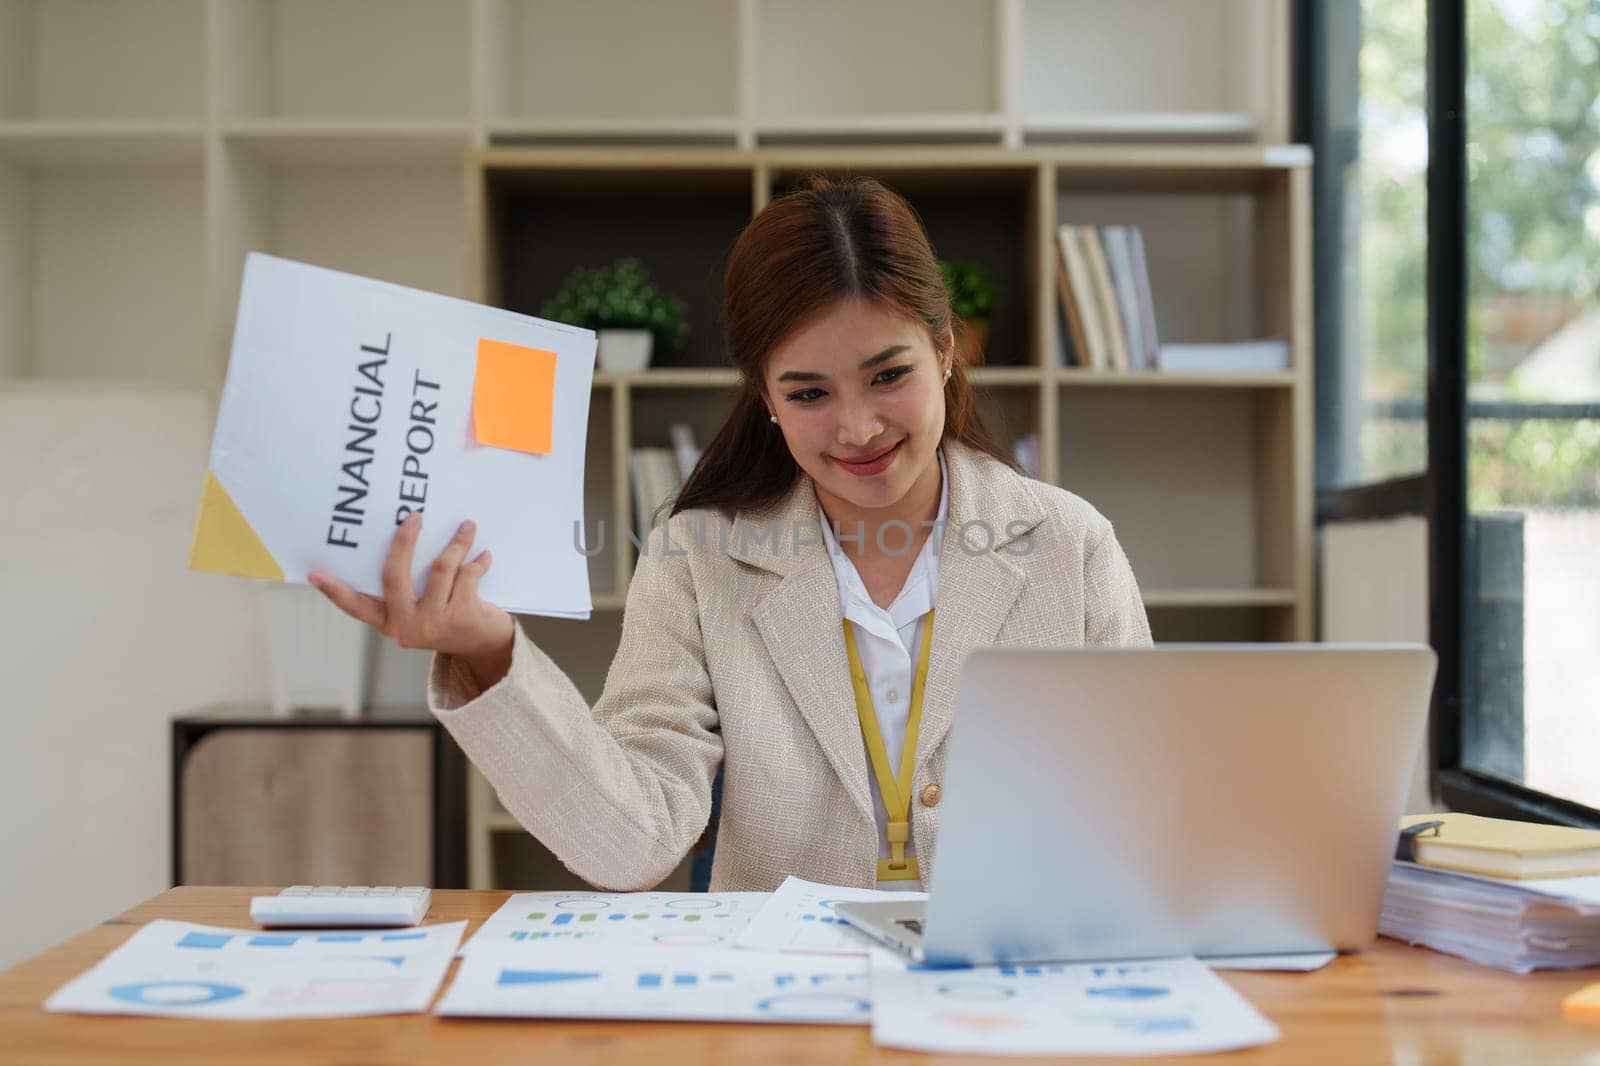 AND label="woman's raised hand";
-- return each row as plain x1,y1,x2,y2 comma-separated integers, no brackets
308,511,516,688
